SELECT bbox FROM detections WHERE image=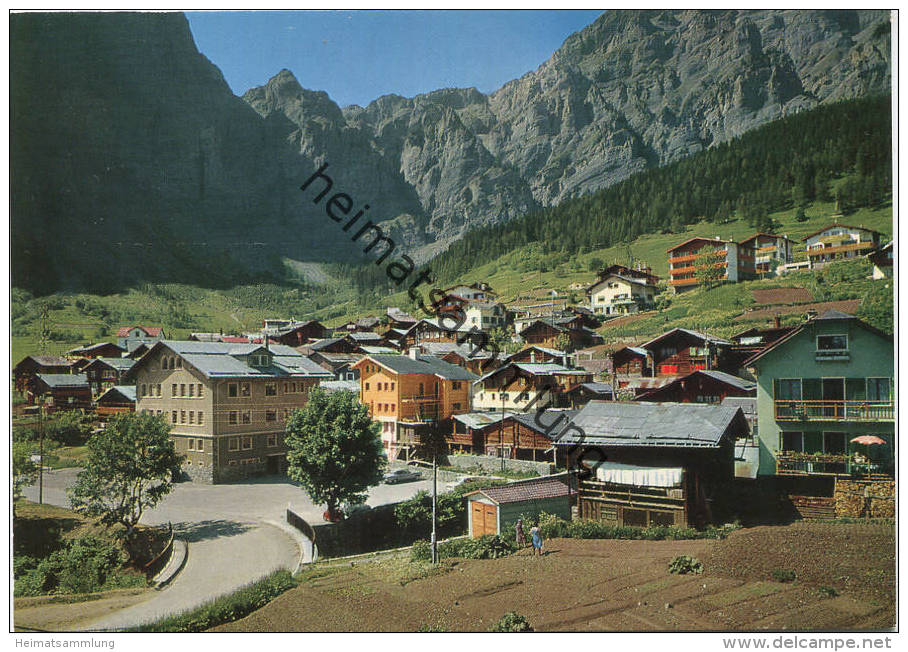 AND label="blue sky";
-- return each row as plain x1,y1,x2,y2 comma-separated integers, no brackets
186,10,603,107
